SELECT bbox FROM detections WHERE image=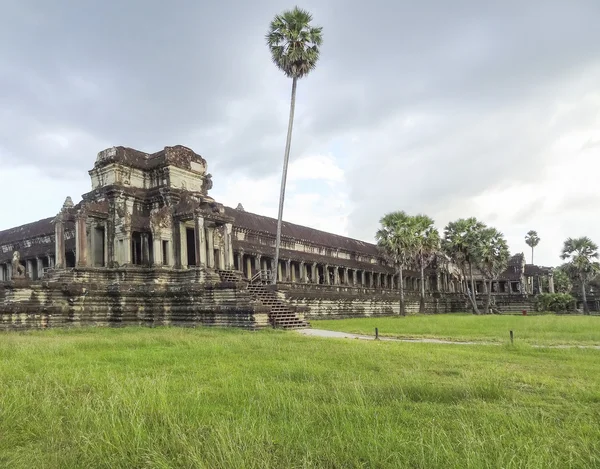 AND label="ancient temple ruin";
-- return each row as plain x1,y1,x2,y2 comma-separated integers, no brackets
0,145,557,330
